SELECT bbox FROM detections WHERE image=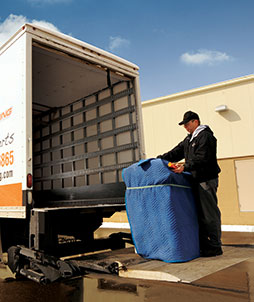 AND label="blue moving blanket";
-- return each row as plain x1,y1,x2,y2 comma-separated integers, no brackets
122,158,200,262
